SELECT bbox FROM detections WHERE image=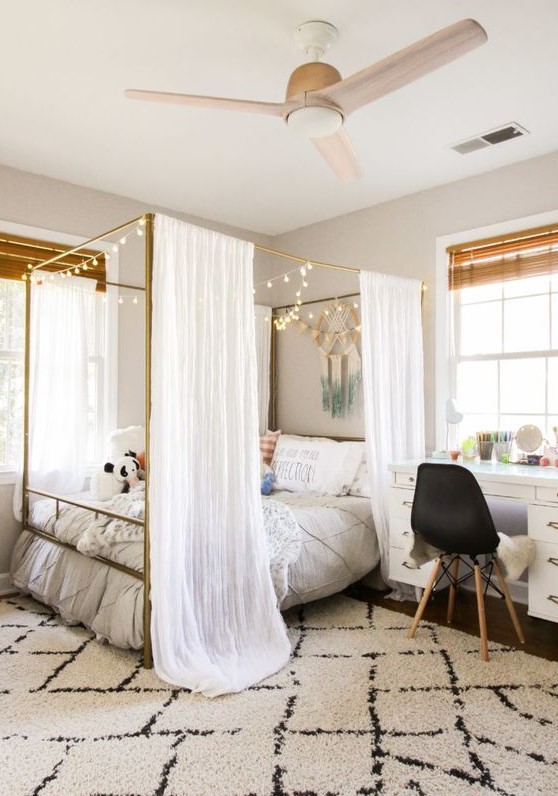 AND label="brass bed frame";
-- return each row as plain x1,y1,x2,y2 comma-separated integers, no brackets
18,212,365,669
21,213,155,666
